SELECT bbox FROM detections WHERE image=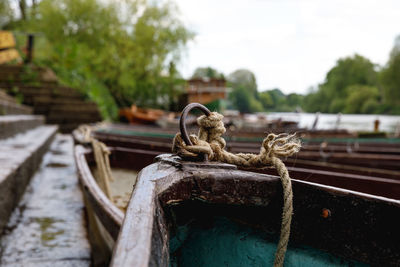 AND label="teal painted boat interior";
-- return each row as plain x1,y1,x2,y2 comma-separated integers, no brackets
169,217,368,267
